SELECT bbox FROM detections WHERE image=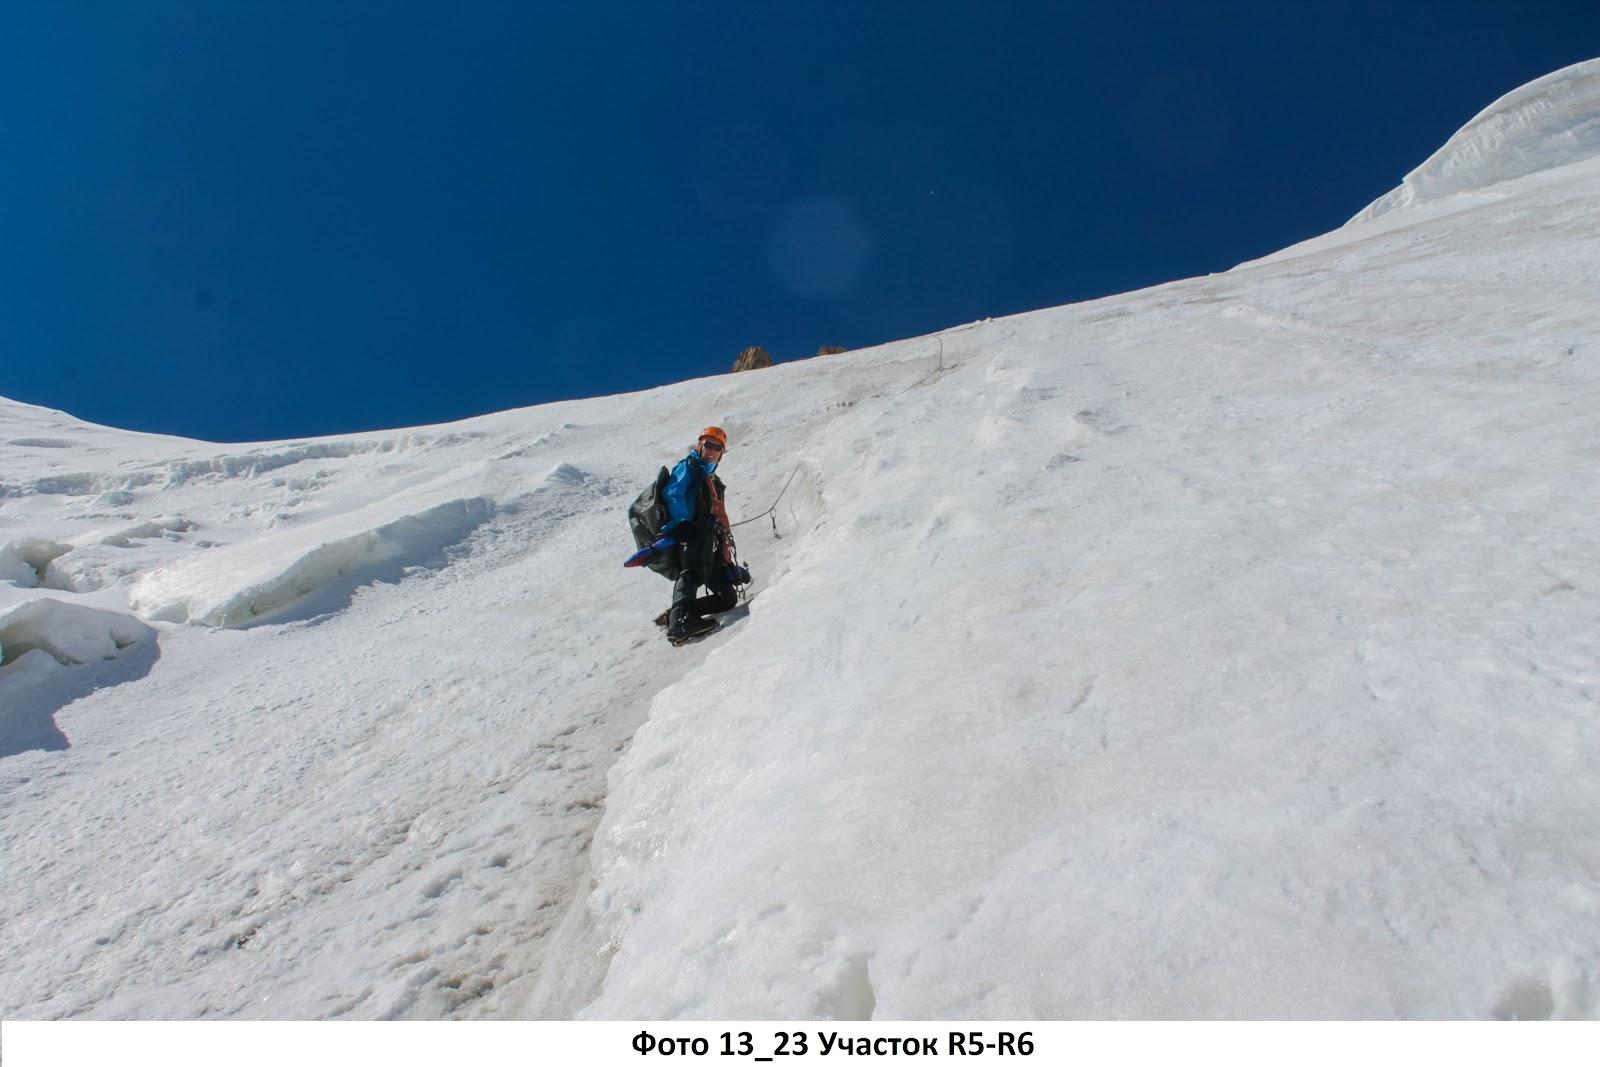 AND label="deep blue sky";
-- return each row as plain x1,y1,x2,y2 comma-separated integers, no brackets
2,2,1597,442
